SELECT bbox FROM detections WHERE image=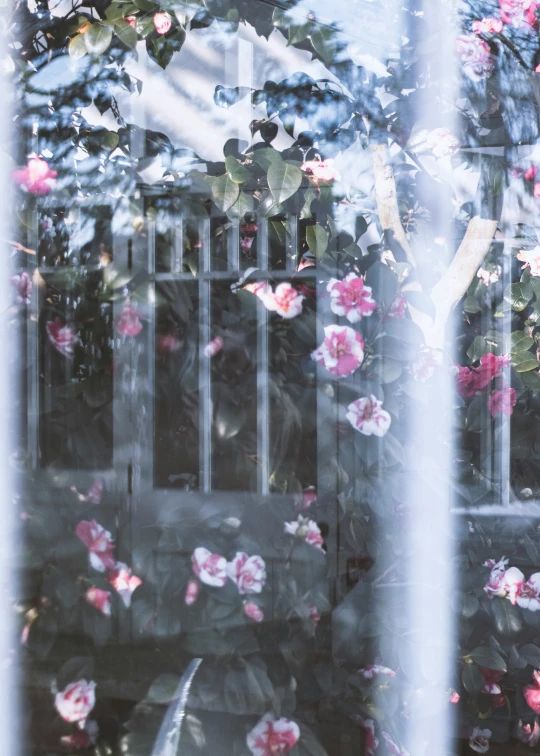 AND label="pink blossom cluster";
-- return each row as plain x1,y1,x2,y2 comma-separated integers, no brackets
13,157,57,195
425,128,460,158
311,324,364,377
518,246,540,277
518,718,540,745
247,713,300,756
456,35,495,81
455,352,515,416
326,273,376,323
153,11,171,34
284,516,325,551
75,520,142,611
241,221,258,255
499,0,539,28
525,672,540,715
346,395,391,437
301,158,340,183
116,301,143,336
469,727,491,753
11,272,32,305
245,281,304,318
187,547,266,621
484,557,540,611
46,317,78,359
